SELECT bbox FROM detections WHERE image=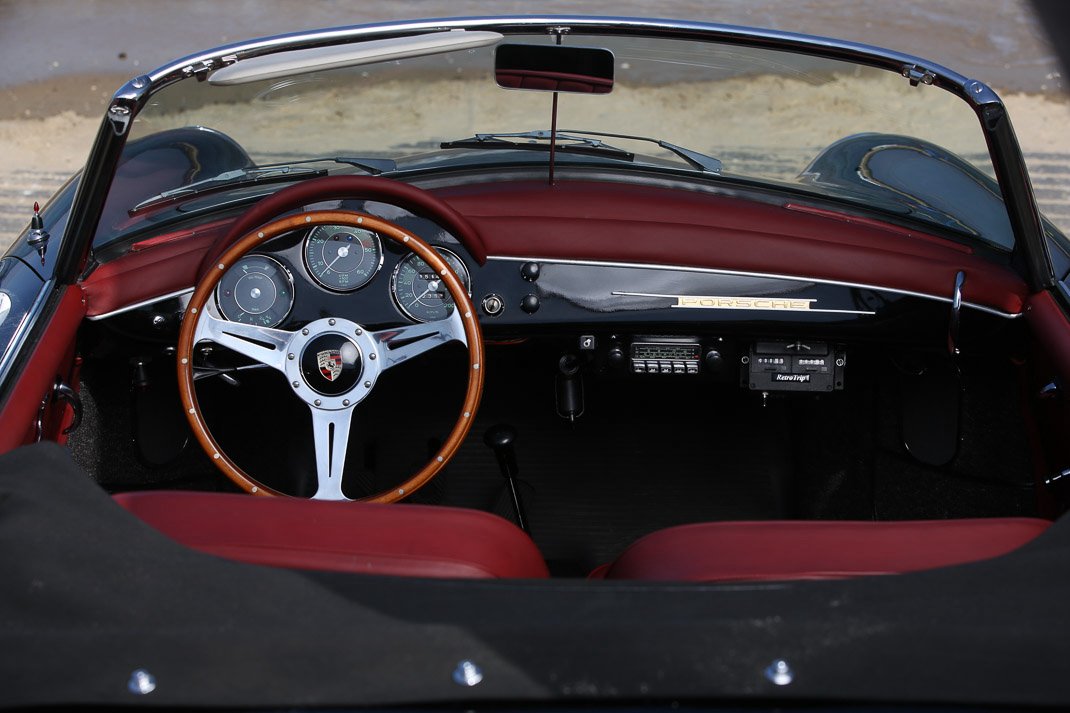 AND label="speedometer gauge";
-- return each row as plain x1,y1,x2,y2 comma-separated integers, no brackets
215,255,294,328
391,248,471,323
304,224,383,292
